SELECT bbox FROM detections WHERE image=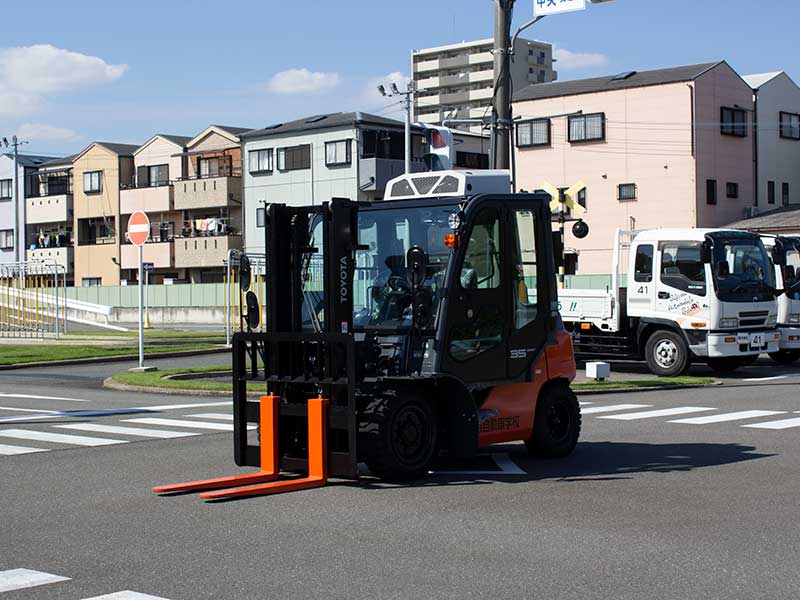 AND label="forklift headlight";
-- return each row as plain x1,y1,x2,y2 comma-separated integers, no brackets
720,318,738,329
789,314,800,324
767,315,778,327
448,212,463,230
